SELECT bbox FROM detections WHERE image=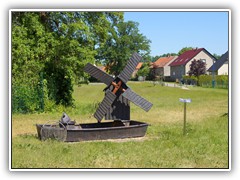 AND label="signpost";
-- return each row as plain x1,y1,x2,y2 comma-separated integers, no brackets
179,98,191,135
